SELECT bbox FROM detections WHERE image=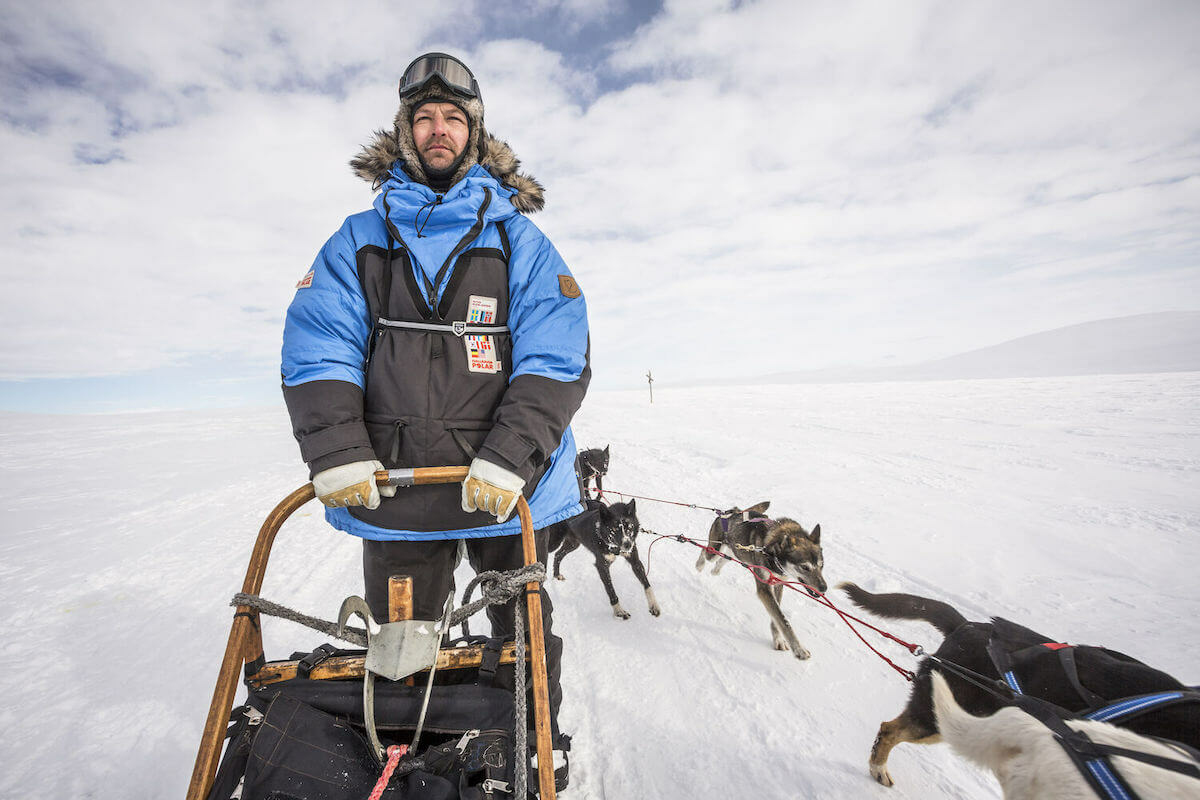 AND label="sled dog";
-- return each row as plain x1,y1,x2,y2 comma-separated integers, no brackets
547,498,660,619
932,672,1200,800
695,501,826,660
576,445,609,495
839,582,1199,789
